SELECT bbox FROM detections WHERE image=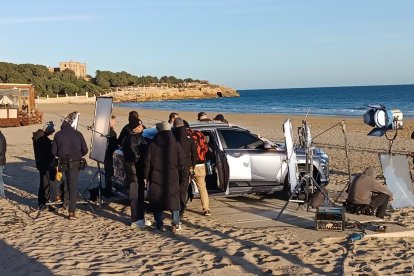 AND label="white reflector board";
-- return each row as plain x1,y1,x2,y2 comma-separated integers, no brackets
90,97,113,163
283,119,298,192
379,154,414,209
